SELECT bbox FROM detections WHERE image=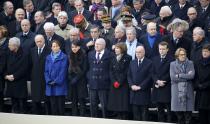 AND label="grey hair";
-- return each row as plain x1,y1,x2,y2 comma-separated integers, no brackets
43,22,55,30
58,11,68,20
23,0,32,7
9,37,21,47
96,38,106,46
115,25,126,34
159,6,172,16
193,27,205,37
126,27,136,35
69,27,80,34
